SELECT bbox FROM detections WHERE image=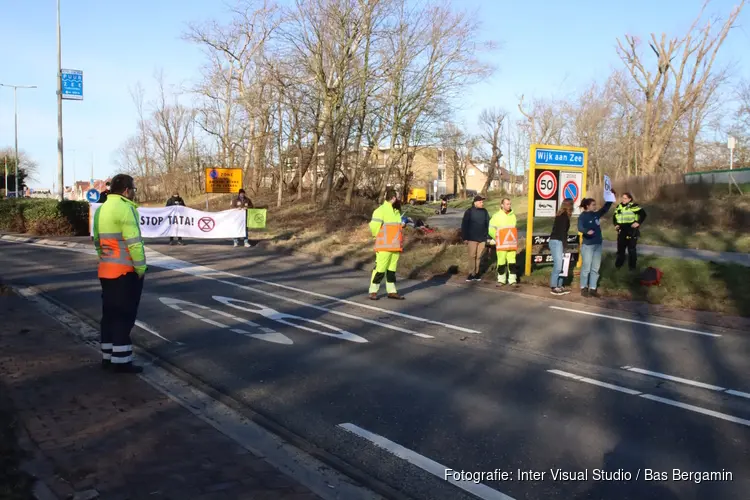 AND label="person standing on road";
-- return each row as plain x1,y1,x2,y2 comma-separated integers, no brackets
231,189,253,248
489,198,519,287
166,191,186,246
98,181,110,204
549,198,574,295
368,189,405,301
461,195,490,282
577,191,615,298
614,192,646,271
92,174,146,374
